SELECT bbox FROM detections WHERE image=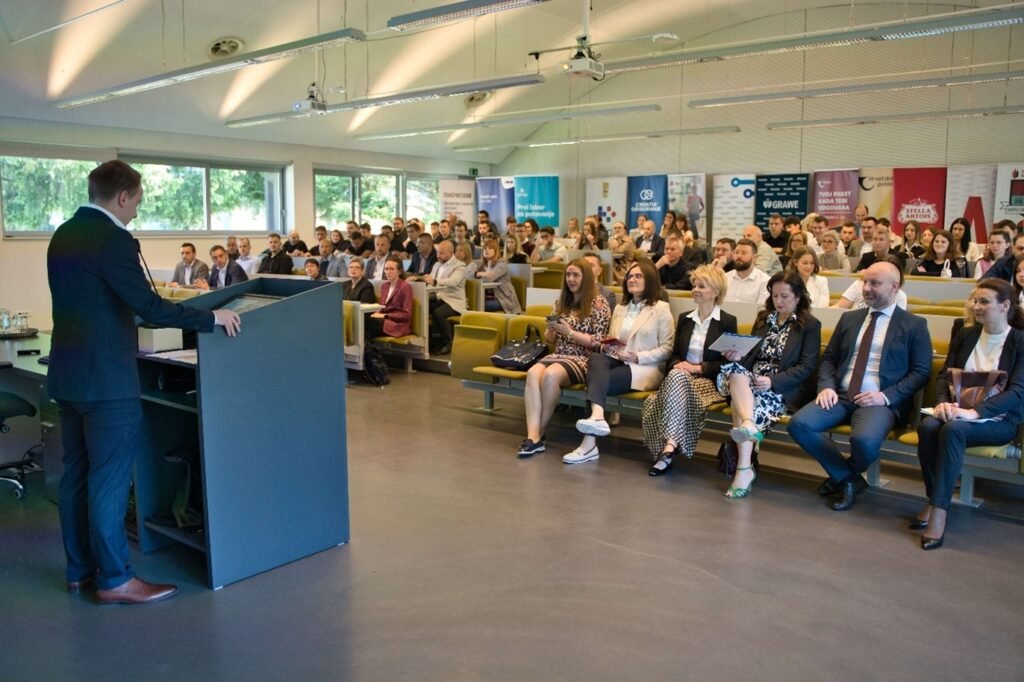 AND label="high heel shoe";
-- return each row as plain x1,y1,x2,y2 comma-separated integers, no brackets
725,466,756,499
648,448,676,477
908,518,930,531
729,419,763,445
921,534,944,550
